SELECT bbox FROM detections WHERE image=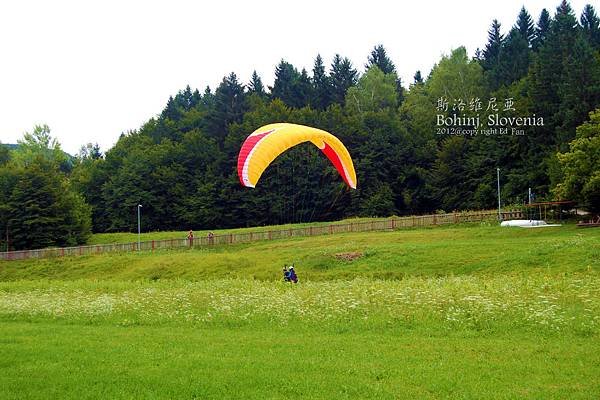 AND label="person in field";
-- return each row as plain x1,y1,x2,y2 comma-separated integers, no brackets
187,230,194,247
282,266,291,282
288,265,298,283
